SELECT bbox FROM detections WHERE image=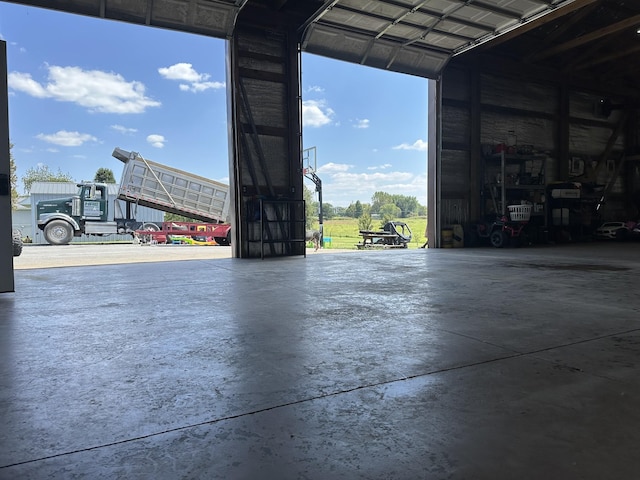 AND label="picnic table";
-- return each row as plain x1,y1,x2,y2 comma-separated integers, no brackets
355,221,412,249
